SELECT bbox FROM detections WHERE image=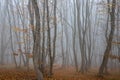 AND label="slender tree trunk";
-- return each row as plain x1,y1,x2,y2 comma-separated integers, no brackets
41,0,46,74
31,0,43,80
99,0,116,76
52,0,57,72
